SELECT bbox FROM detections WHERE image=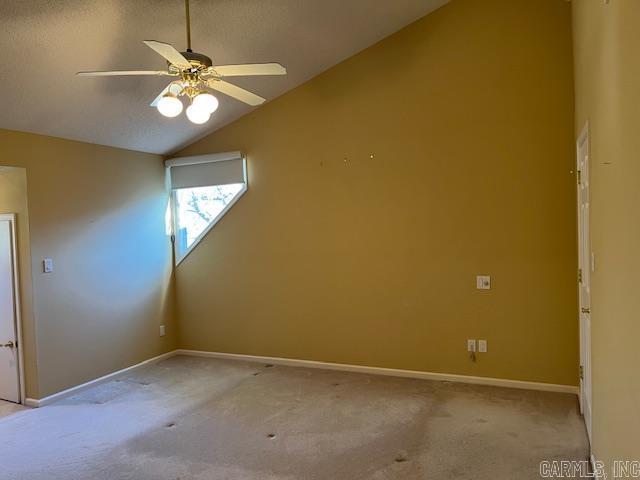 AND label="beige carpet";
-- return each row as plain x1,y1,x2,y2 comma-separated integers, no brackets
0,355,588,479
0,399,27,418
